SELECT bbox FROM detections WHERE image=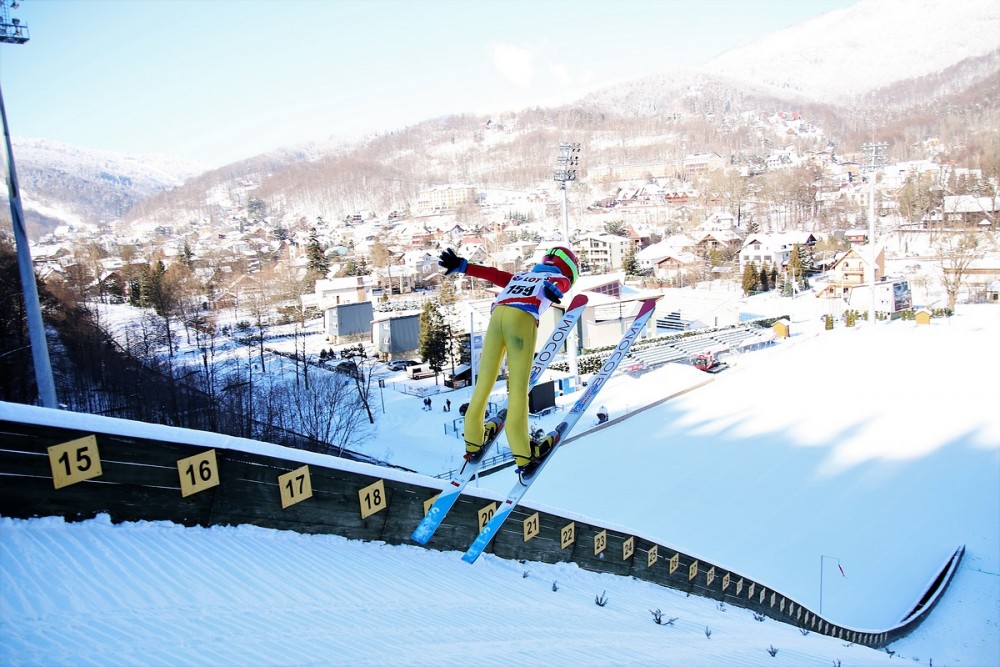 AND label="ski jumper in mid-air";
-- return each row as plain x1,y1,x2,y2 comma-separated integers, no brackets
438,246,580,472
